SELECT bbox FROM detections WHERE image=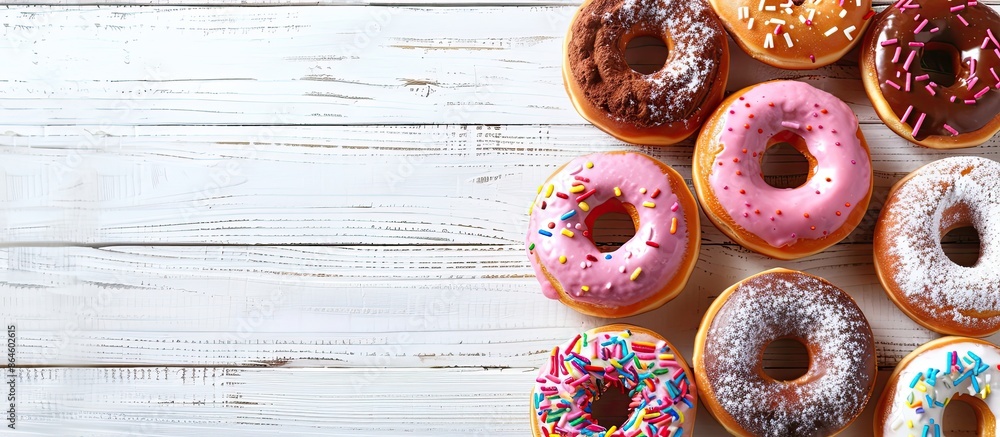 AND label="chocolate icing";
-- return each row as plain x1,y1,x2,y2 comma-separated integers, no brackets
871,0,1000,140
566,0,726,128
